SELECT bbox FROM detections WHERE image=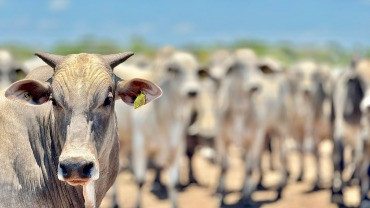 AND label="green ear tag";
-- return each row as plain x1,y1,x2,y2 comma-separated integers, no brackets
134,92,146,109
